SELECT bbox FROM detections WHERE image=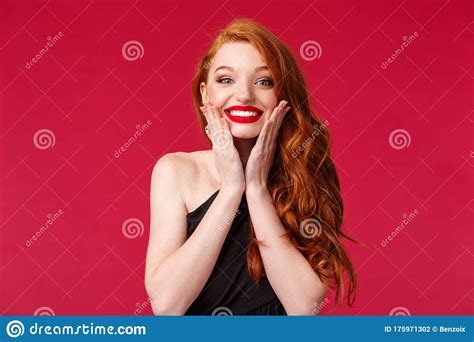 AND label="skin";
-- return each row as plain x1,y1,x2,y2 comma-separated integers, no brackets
145,42,327,315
